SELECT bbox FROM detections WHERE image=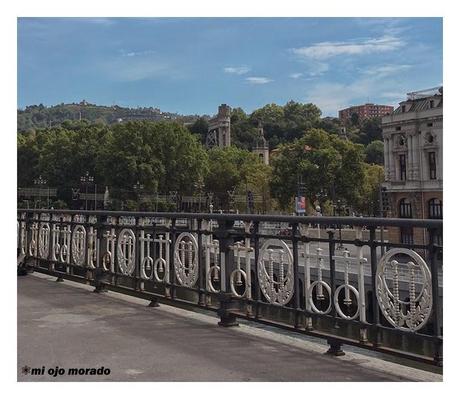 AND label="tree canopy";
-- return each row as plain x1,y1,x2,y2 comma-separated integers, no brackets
18,99,385,215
